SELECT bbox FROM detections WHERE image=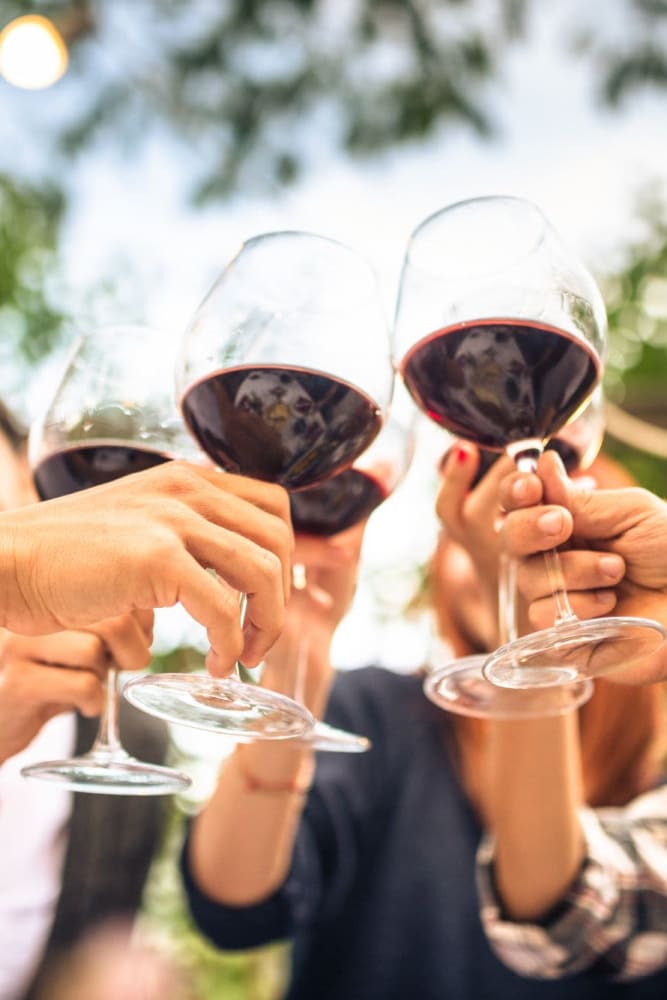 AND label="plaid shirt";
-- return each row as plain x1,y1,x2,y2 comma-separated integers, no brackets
476,785,667,981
